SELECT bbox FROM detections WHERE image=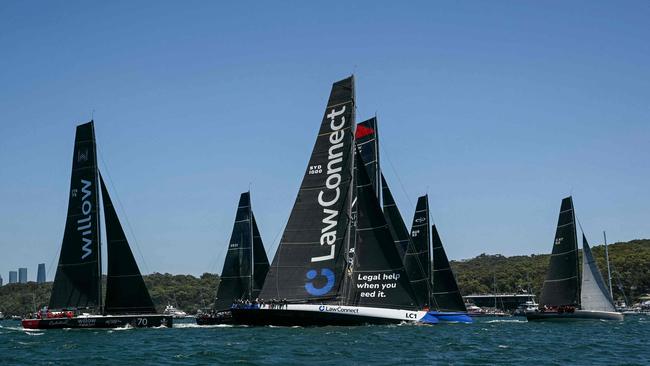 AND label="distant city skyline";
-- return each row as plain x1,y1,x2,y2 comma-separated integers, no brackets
8,272,17,285
1,2,649,276
37,263,46,284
